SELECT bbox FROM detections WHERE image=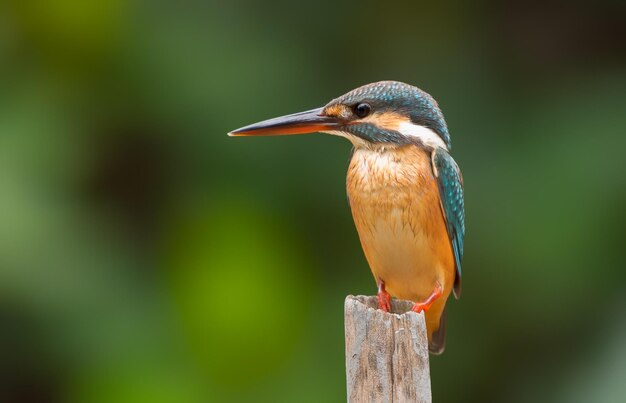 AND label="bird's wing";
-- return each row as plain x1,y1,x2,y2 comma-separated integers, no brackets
432,148,465,299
